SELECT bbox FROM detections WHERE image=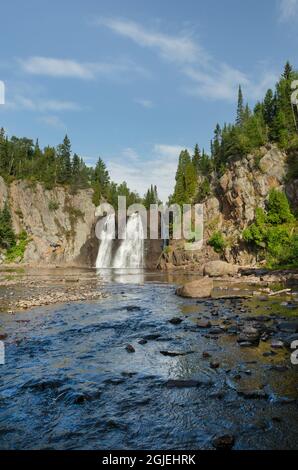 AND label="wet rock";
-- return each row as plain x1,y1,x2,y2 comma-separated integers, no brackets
176,277,213,299
126,305,142,312
210,361,220,369
270,365,289,372
271,340,284,349
143,333,161,340
238,389,268,399
0,333,8,340
238,326,260,346
210,390,226,399
202,351,211,358
209,327,224,335
277,321,298,333
204,260,238,277
125,344,135,353
197,320,211,329
138,339,147,345
166,379,201,388
263,350,277,357
212,434,235,450
160,350,193,357
284,333,298,348
168,317,183,325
